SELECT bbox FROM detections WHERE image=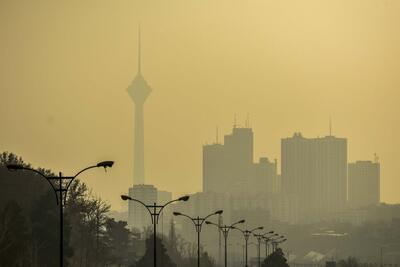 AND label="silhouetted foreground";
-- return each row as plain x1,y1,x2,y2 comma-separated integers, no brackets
135,235,176,267
0,152,136,266
0,152,216,267
262,248,289,267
